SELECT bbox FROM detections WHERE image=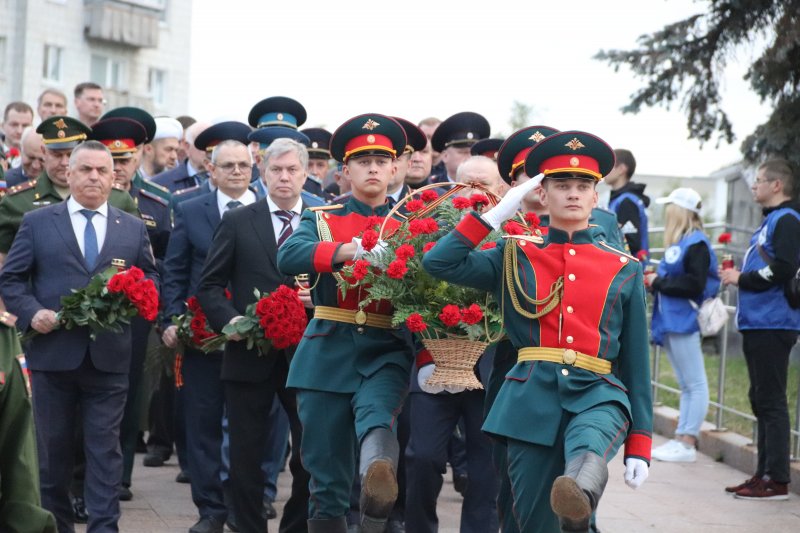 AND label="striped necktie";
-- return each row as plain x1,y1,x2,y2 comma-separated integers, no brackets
275,210,295,247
